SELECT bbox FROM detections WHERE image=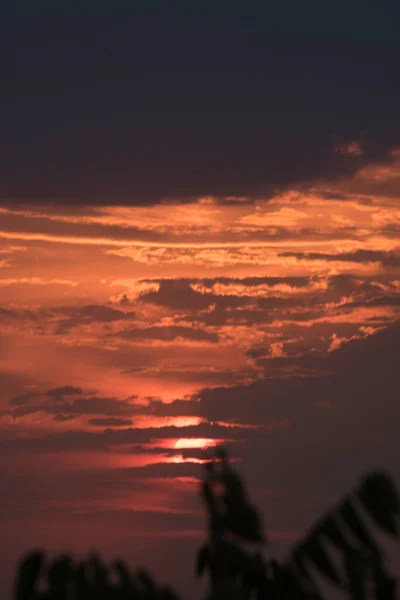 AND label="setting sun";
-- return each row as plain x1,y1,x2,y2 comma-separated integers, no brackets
174,438,220,450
